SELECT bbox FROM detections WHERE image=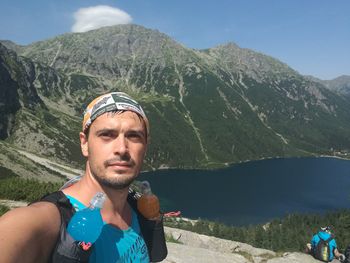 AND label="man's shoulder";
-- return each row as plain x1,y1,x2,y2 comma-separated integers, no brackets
30,199,61,212
2,201,61,230
0,201,61,262
3,201,62,246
